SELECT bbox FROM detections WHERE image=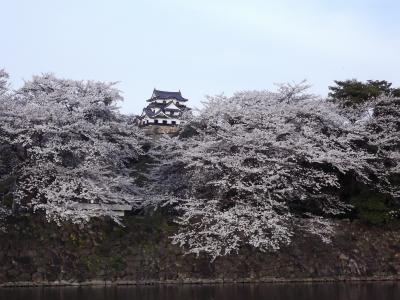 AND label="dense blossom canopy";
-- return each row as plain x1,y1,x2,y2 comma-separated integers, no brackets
0,70,12,230
1,71,399,259
152,83,399,259
0,72,145,224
